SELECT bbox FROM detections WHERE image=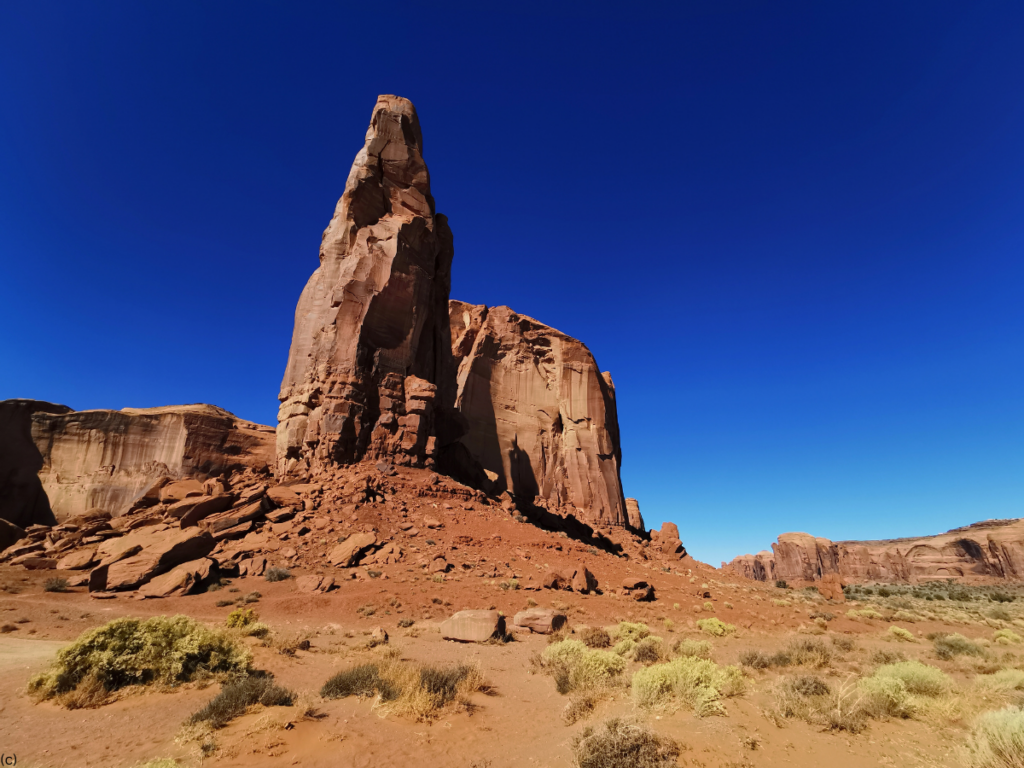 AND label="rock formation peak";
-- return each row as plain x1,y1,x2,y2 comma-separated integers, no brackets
277,95,456,477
